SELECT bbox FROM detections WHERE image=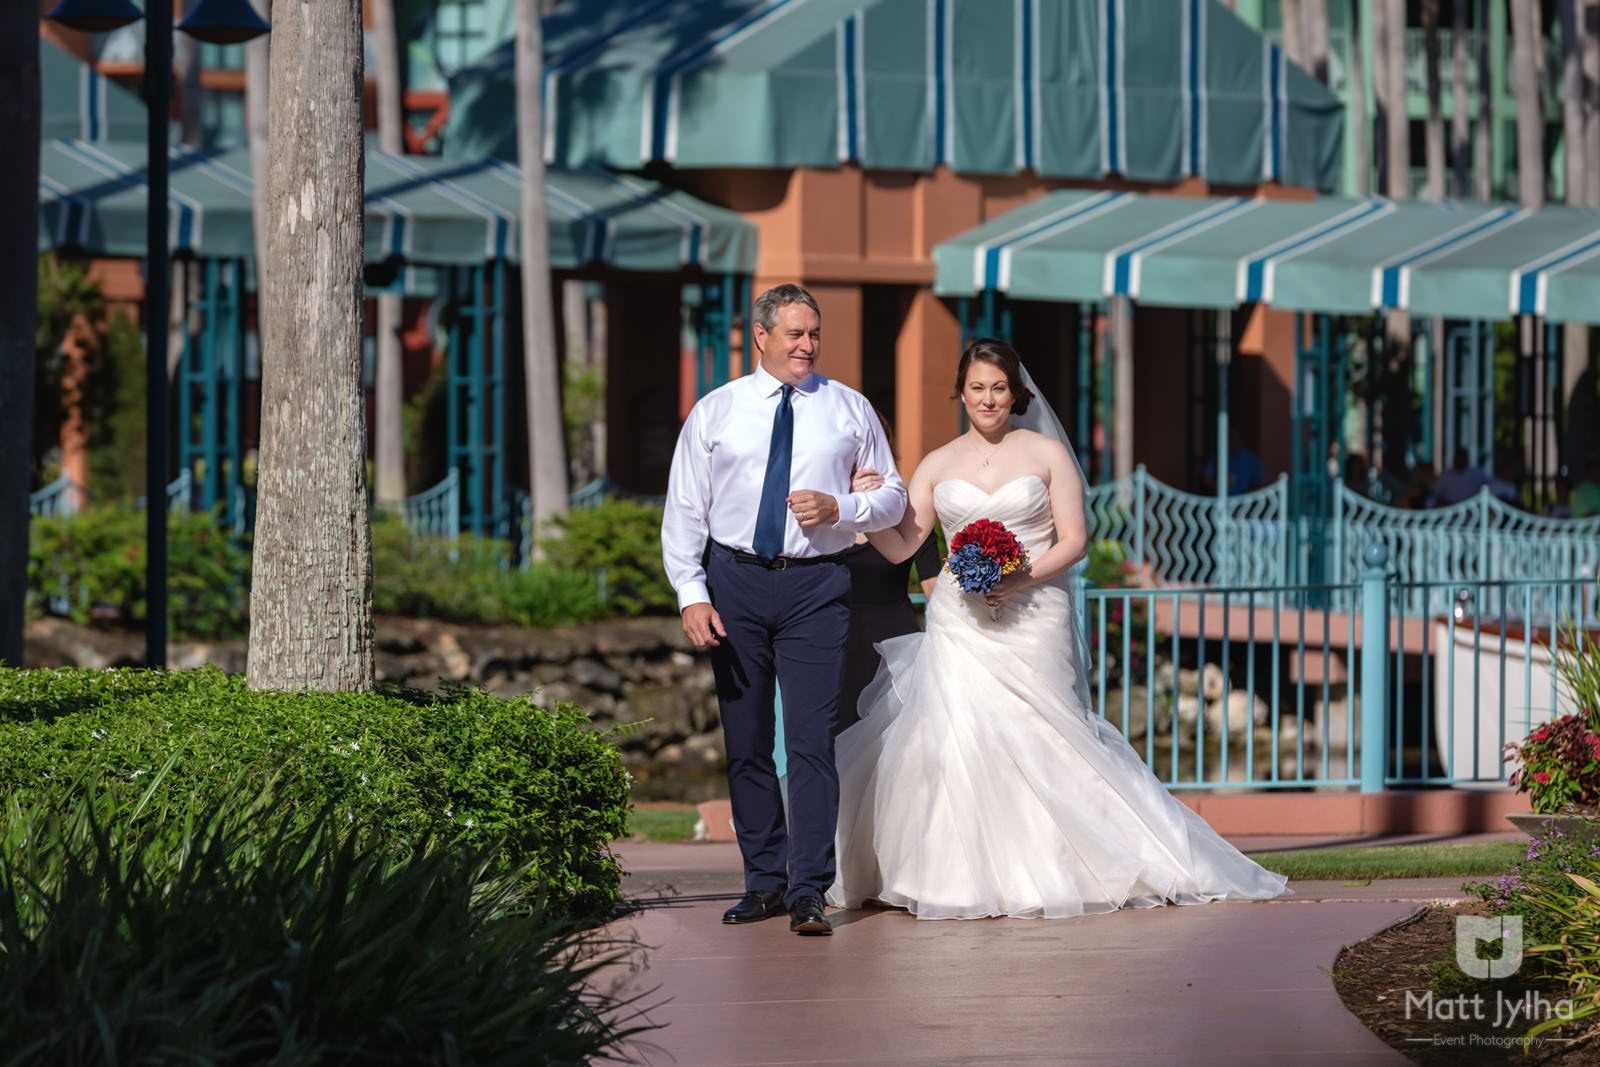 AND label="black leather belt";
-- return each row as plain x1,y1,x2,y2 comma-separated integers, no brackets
714,541,843,571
